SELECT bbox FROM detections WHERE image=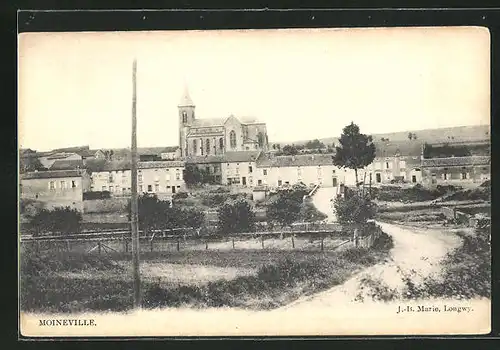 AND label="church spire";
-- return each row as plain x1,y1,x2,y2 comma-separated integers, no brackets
178,84,194,107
